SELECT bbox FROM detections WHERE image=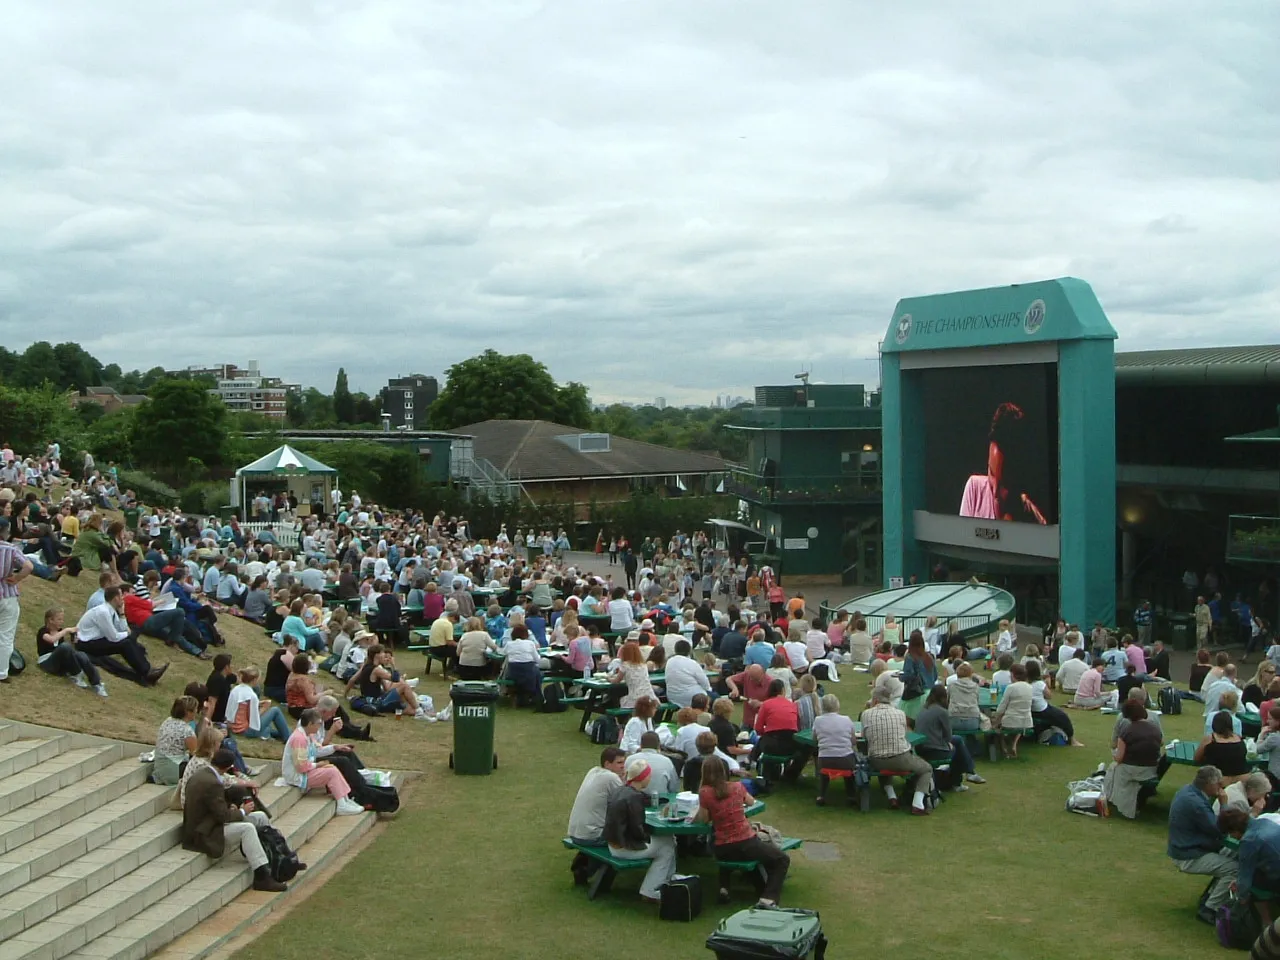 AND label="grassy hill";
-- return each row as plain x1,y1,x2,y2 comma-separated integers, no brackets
4,561,1226,960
